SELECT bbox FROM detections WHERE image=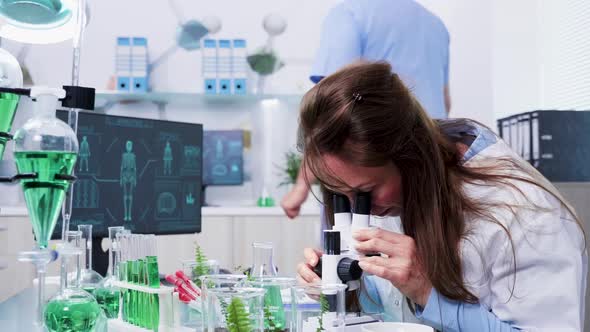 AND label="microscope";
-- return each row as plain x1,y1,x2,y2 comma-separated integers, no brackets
309,191,382,331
